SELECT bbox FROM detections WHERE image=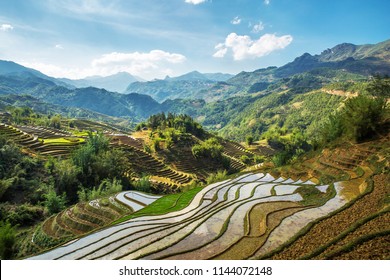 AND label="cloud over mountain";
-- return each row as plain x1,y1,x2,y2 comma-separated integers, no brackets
214,33,293,60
